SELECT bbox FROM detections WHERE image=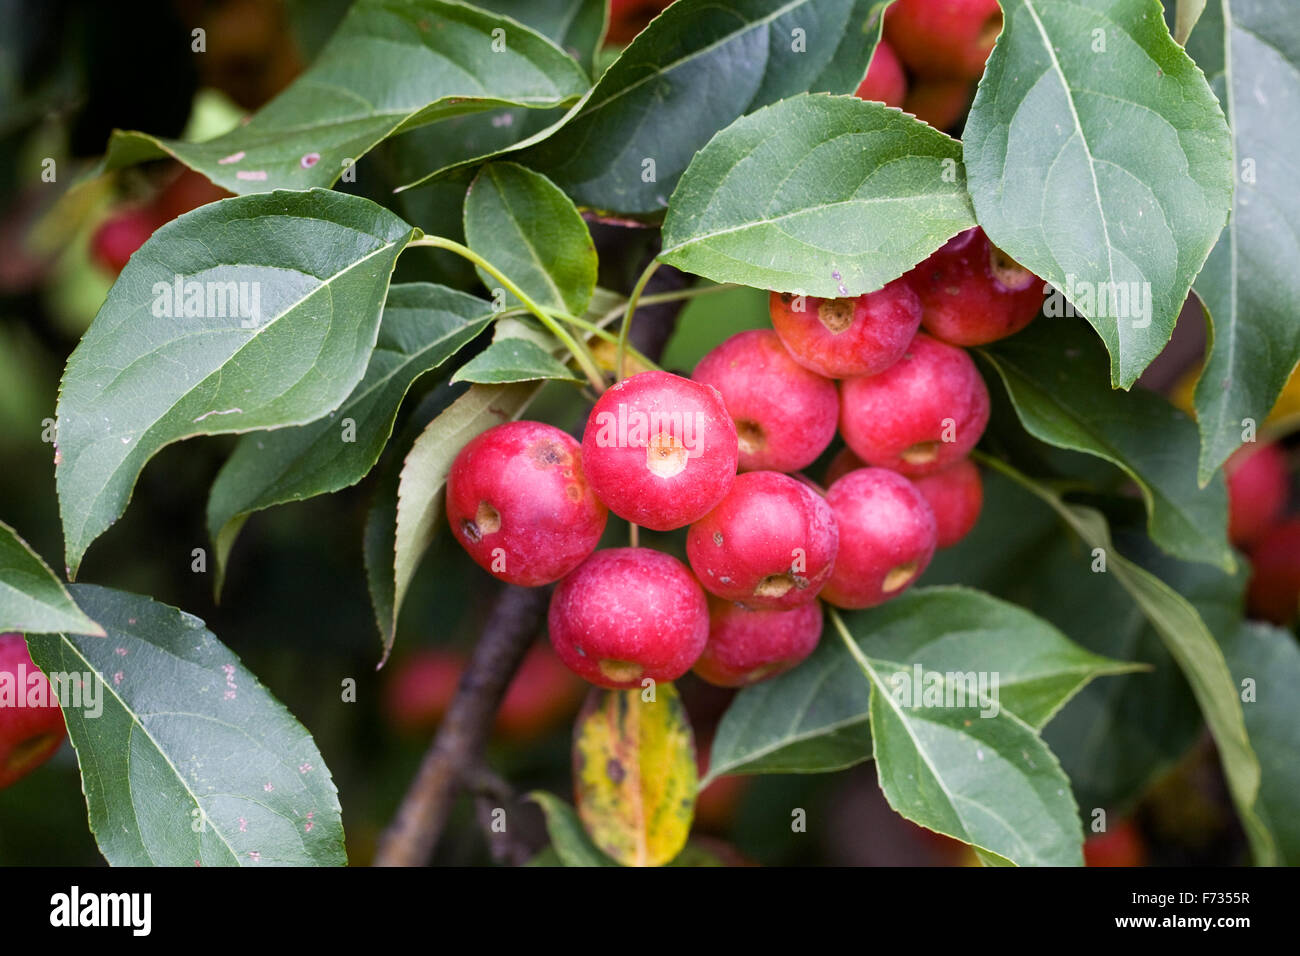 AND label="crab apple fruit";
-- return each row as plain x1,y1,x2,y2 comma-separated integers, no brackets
383,648,465,733
824,447,866,488
768,277,923,379
911,458,983,548
447,421,607,586
692,330,839,473
152,168,232,223
821,468,937,608
693,597,824,687
0,634,67,789
607,0,673,45
839,333,990,476
907,227,1044,346
1225,441,1289,548
582,370,738,531
1084,820,1147,867
494,643,585,742
854,40,907,108
1247,519,1300,625
548,548,709,688
884,0,1002,80
89,207,160,276
904,78,973,131
687,471,838,609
